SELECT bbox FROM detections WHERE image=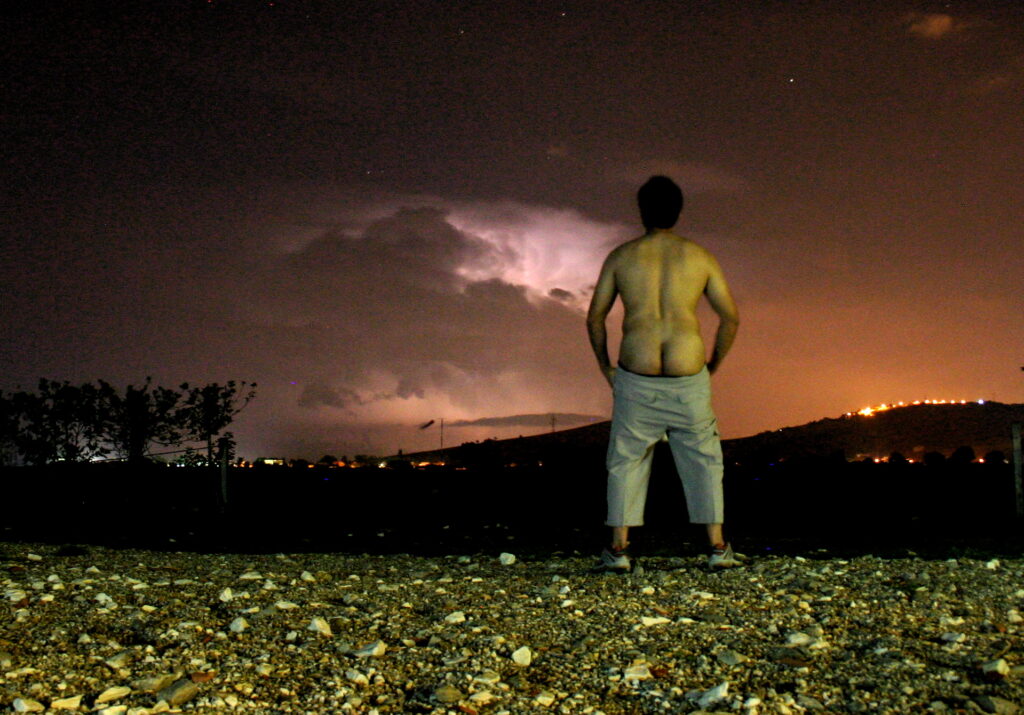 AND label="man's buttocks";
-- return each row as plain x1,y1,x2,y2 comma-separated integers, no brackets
618,327,707,377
